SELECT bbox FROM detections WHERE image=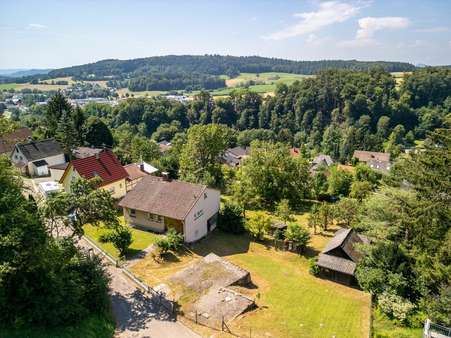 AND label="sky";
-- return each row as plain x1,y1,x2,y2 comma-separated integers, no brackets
1,0,450,69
